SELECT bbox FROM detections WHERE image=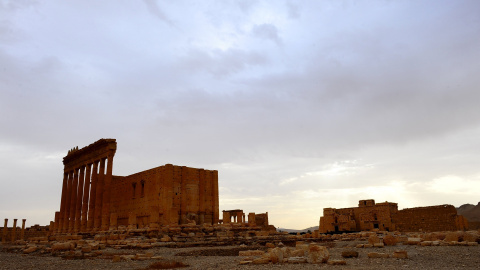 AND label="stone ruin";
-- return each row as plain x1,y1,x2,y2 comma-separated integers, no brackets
1,139,478,267
319,199,469,233
53,138,221,233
